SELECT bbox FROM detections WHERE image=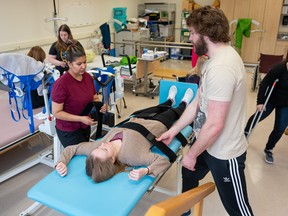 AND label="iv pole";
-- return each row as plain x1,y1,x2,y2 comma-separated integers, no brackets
45,0,67,36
